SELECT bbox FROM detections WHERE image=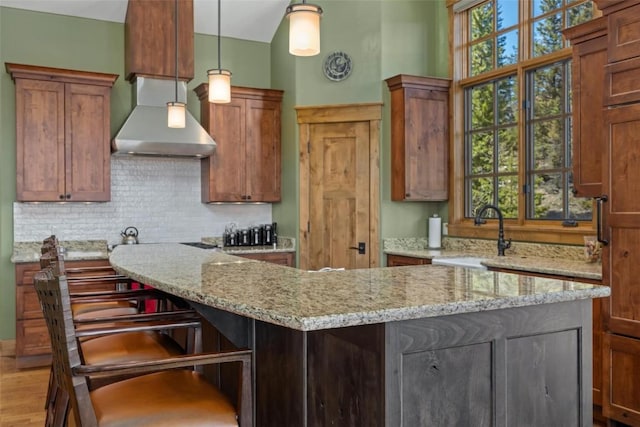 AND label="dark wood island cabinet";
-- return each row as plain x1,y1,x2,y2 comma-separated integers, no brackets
111,243,608,427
